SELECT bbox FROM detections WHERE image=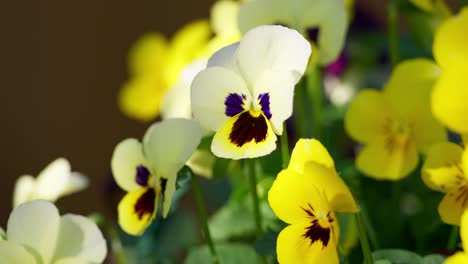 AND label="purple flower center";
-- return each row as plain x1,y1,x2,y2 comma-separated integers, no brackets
225,93,246,117
229,111,268,147
136,165,151,186
258,93,272,119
